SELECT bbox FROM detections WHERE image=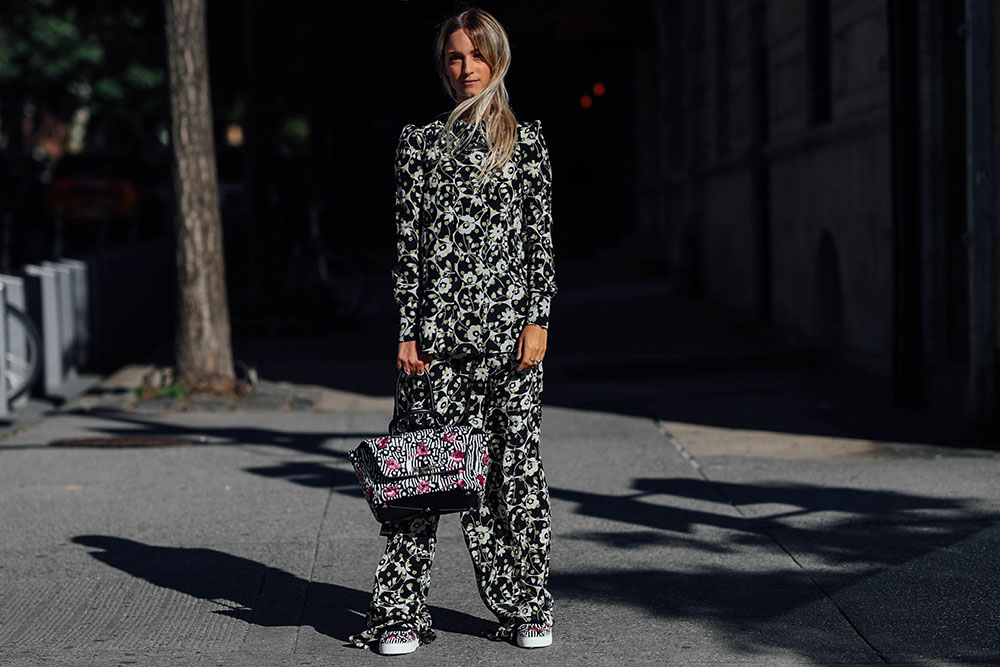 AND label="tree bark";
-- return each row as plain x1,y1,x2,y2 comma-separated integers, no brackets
164,0,235,391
